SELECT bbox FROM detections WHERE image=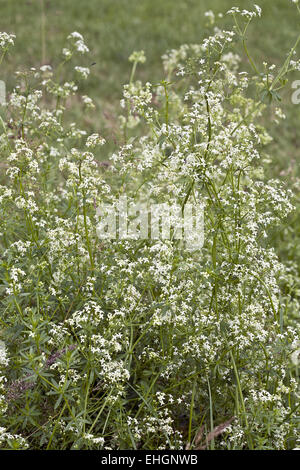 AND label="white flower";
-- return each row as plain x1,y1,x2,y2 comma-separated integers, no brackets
129,50,146,64
40,65,52,72
86,133,106,148
82,95,95,108
0,32,16,50
74,40,89,54
67,32,89,54
67,31,84,41
74,66,90,79
62,47,72,59
254,4,262,17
